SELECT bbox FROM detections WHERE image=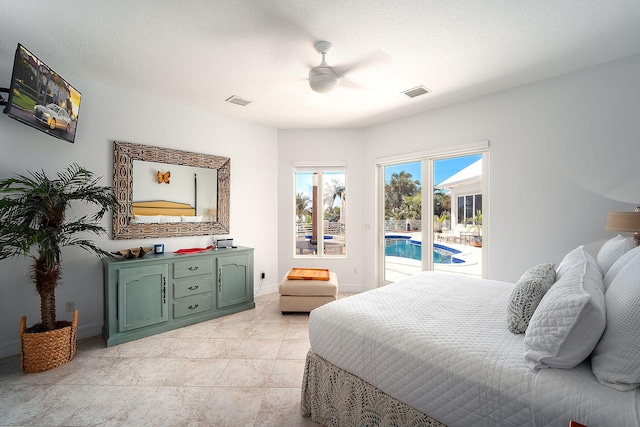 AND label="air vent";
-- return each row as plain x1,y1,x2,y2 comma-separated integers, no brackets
225,95,252,106
402,86,430,98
